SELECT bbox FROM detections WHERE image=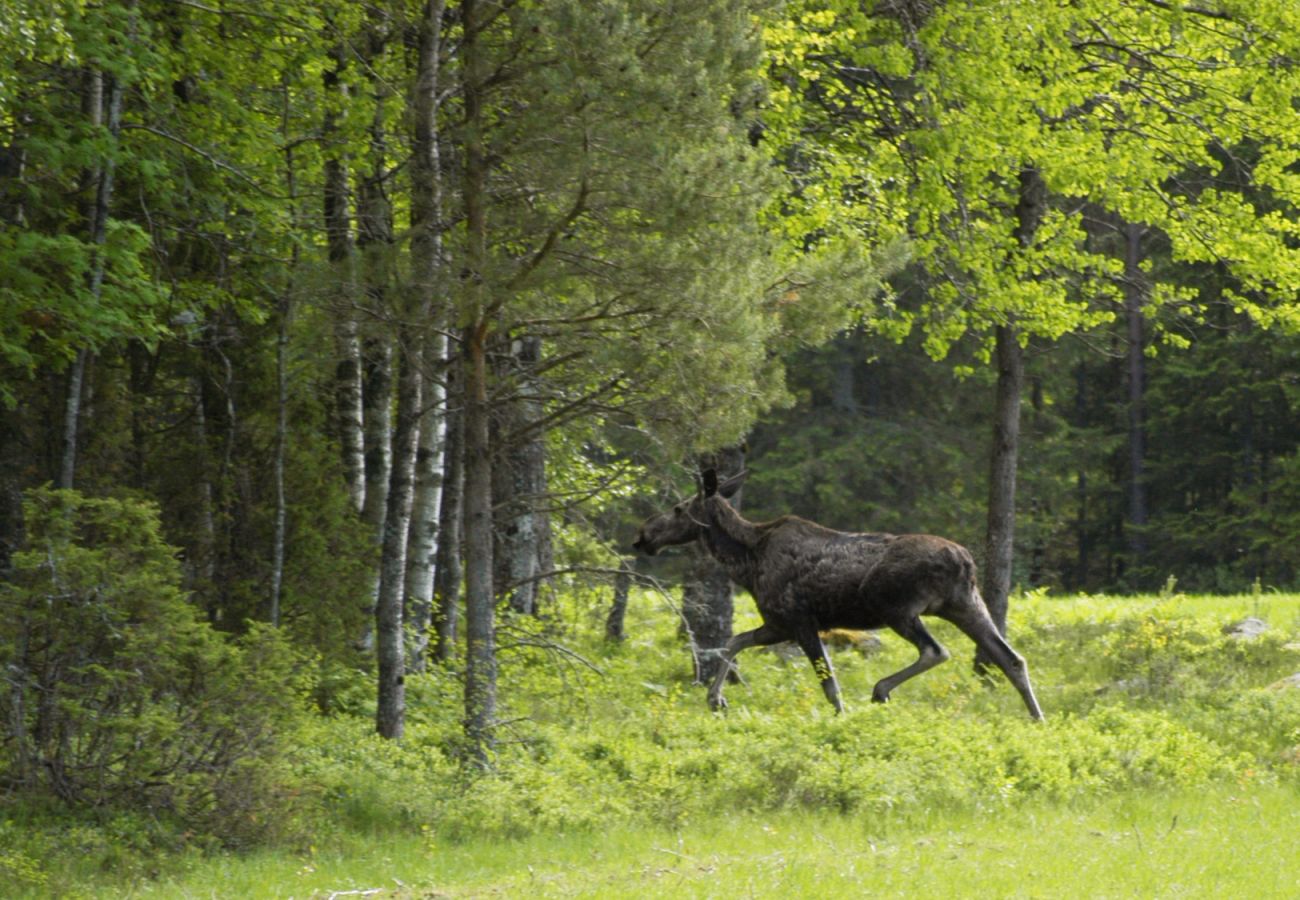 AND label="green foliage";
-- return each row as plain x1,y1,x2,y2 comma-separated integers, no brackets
5,589,1300,894
0,488,311,842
